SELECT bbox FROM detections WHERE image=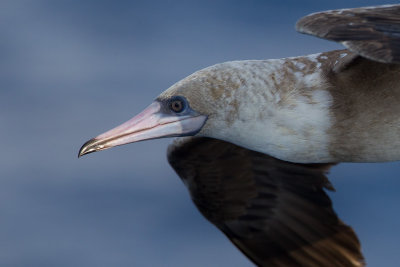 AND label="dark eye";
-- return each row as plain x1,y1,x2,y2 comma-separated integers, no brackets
169,97,186,113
